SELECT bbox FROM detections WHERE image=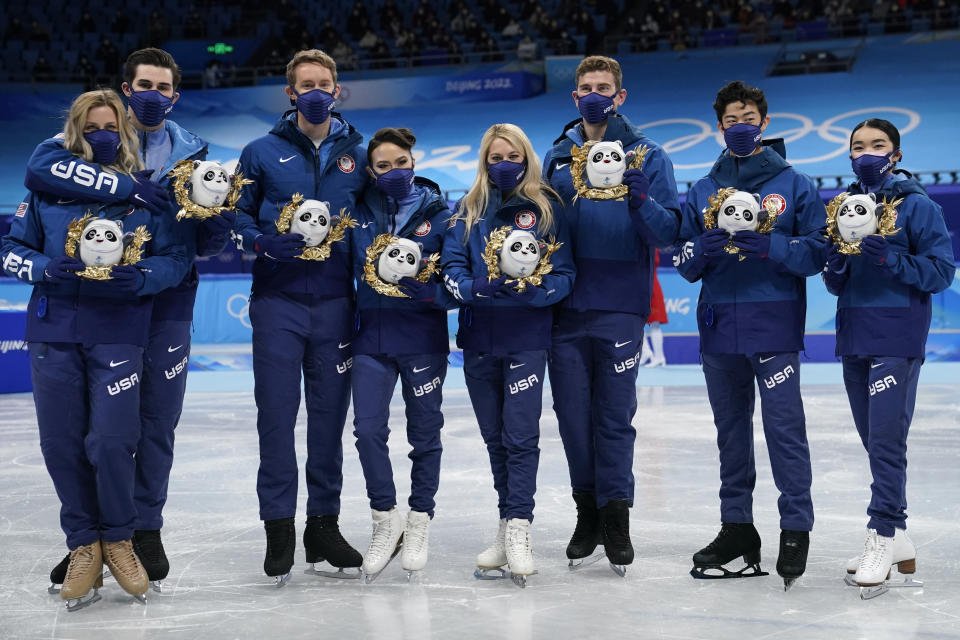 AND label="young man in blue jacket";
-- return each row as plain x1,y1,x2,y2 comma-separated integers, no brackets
543,55,681,574
24,48,229,592
233,49,368,585
674,81,828,589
